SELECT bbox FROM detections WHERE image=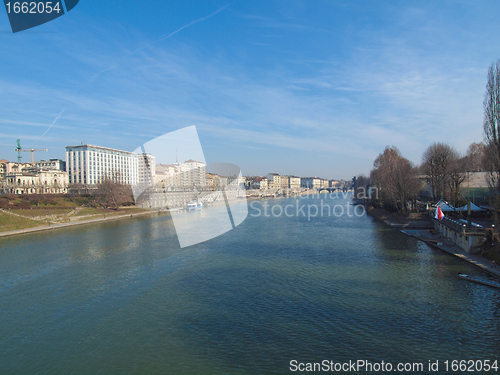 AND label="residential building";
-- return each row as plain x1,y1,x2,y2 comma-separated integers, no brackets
267,173,288,190
259,177,268,189
178,159,206,188
280,175,290,189
301,177,321,189
137,153,156,186
0,160,30,179
249,176,268,190
289,176,301,190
